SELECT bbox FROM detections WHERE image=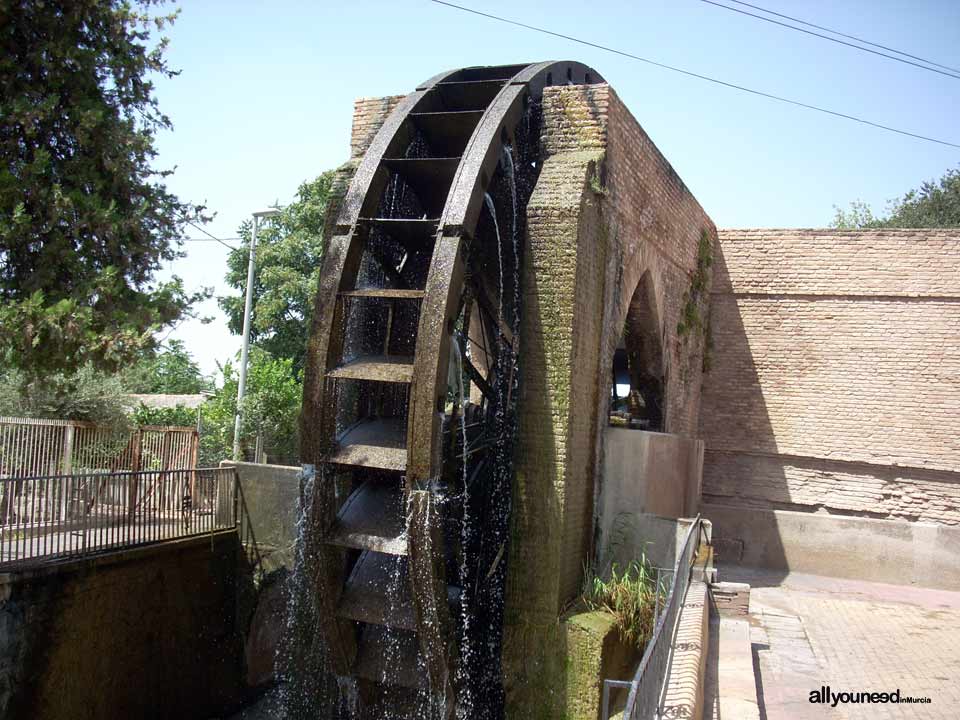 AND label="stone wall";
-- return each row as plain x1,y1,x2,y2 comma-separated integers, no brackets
223,460,299,551
0,533,246,719
510,83,715,611
700,229,960,530
705,505,960,590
